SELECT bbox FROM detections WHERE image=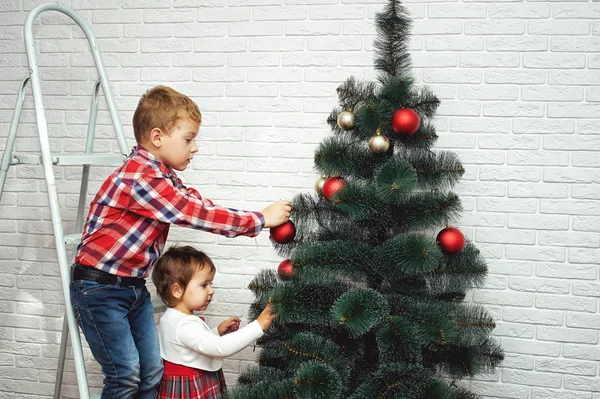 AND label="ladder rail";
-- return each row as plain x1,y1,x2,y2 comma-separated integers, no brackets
21,3,128,398
54,79,102,399
0,77,29,200
77,79,102,233
53,316,70,399
24,3,129,156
